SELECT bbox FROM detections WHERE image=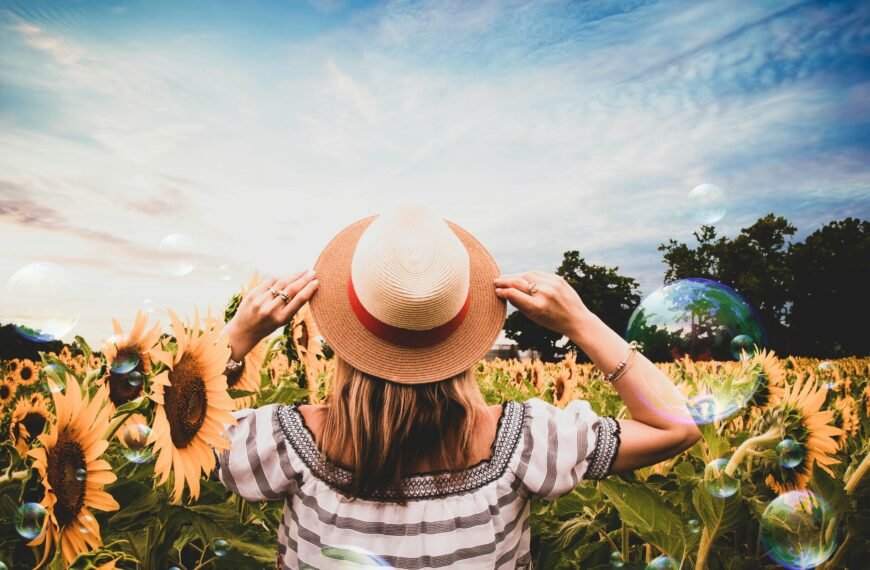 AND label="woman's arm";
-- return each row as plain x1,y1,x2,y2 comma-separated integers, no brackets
494,271,701,475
